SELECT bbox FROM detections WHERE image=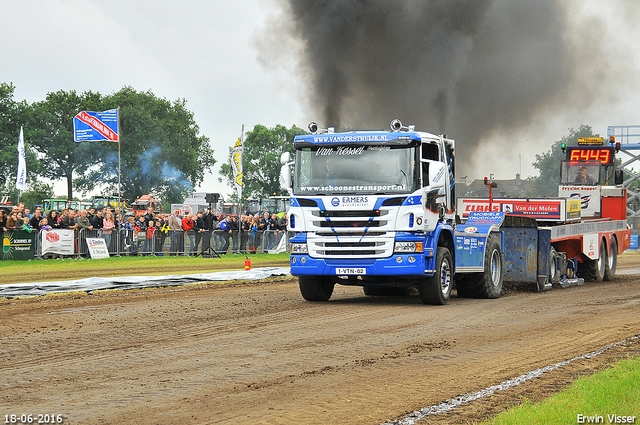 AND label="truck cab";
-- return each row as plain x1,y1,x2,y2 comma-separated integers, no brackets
281,120,472,305
131,195,163,216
